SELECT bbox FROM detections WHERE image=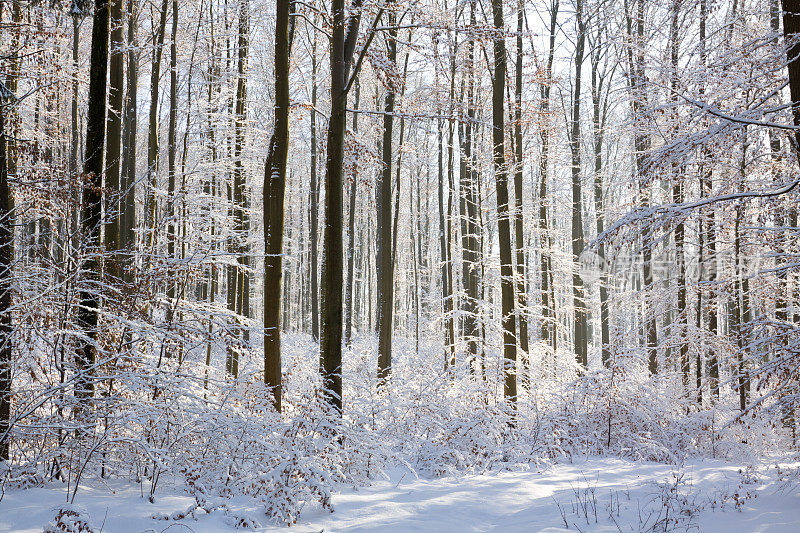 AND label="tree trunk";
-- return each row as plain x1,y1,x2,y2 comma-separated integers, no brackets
446,4,457,369
344,80,360,347
1,3,22,457
377,13,397,382
699,0,717,396
538,0,558,364
784,0,800,152
513,0,530,389
772,0,788,327
668,0,688,386
435,6,456,372
460,8,480,372
492,0,517,404
6,0,22,184
310,26,320,342
319,0,367,414
76,0,110,408
639,1,657,377
105,0,124,283
390,49,409,270
203,36,219,389
227,0,250,376
782,0,800,431
166,0,179,345
590,23,610,368
414,158,424,351
625,0,656,375
734,130,751,412
571,0,588,370
120,0,137,266
438,107,455,369
263,0,293,412
0,91,14,461
146,0,169,250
